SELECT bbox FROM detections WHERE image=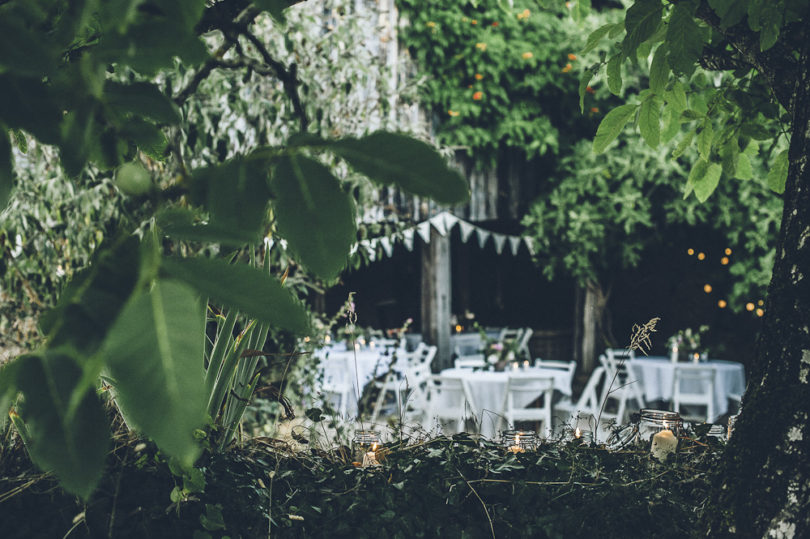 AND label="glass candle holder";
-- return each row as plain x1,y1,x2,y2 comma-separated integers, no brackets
502,430,537,453
573,427,594,444
638,409,683,444
353,430,381,465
